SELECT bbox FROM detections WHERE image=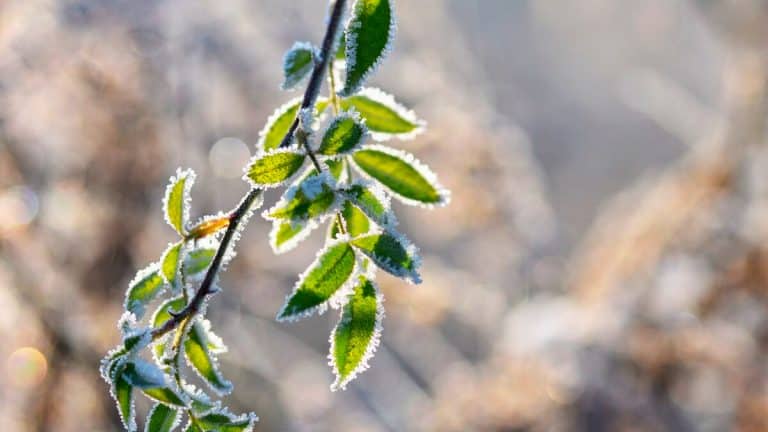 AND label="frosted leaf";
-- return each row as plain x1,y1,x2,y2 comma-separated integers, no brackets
150,297,186,362
316,110,367,157
325,158,347,182
351,144,450,207
145,403,181,432
152,297,187,328
281,41,316,90
340,0,397,96
329,200,371,239
243,147,307,188
181,382,220,417
258,97,301,151
122,359,166,389
277,237,358,322
163,168,196,236
100,327,150,384
112,372,137,432
257,98,330,151
124,263,166,319
184,319,233,396
189,408,258,432
329,277,384,391
341,180,397,228
122,360,187,406
340,87,424,140
182,246,217,279
160,242,184,293
186,212,230,240
263,171,341,224
269,219,319,254
198,319,227,354
350,229,421,284
300,172,329,199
